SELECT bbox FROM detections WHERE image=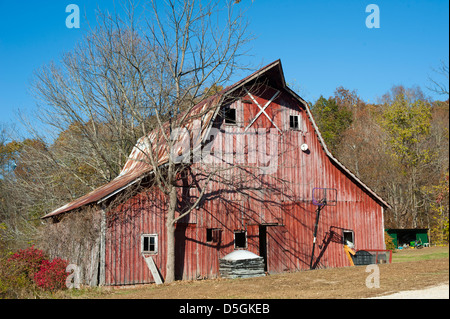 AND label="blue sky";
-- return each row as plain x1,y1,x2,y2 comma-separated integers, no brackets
0,0,448,137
